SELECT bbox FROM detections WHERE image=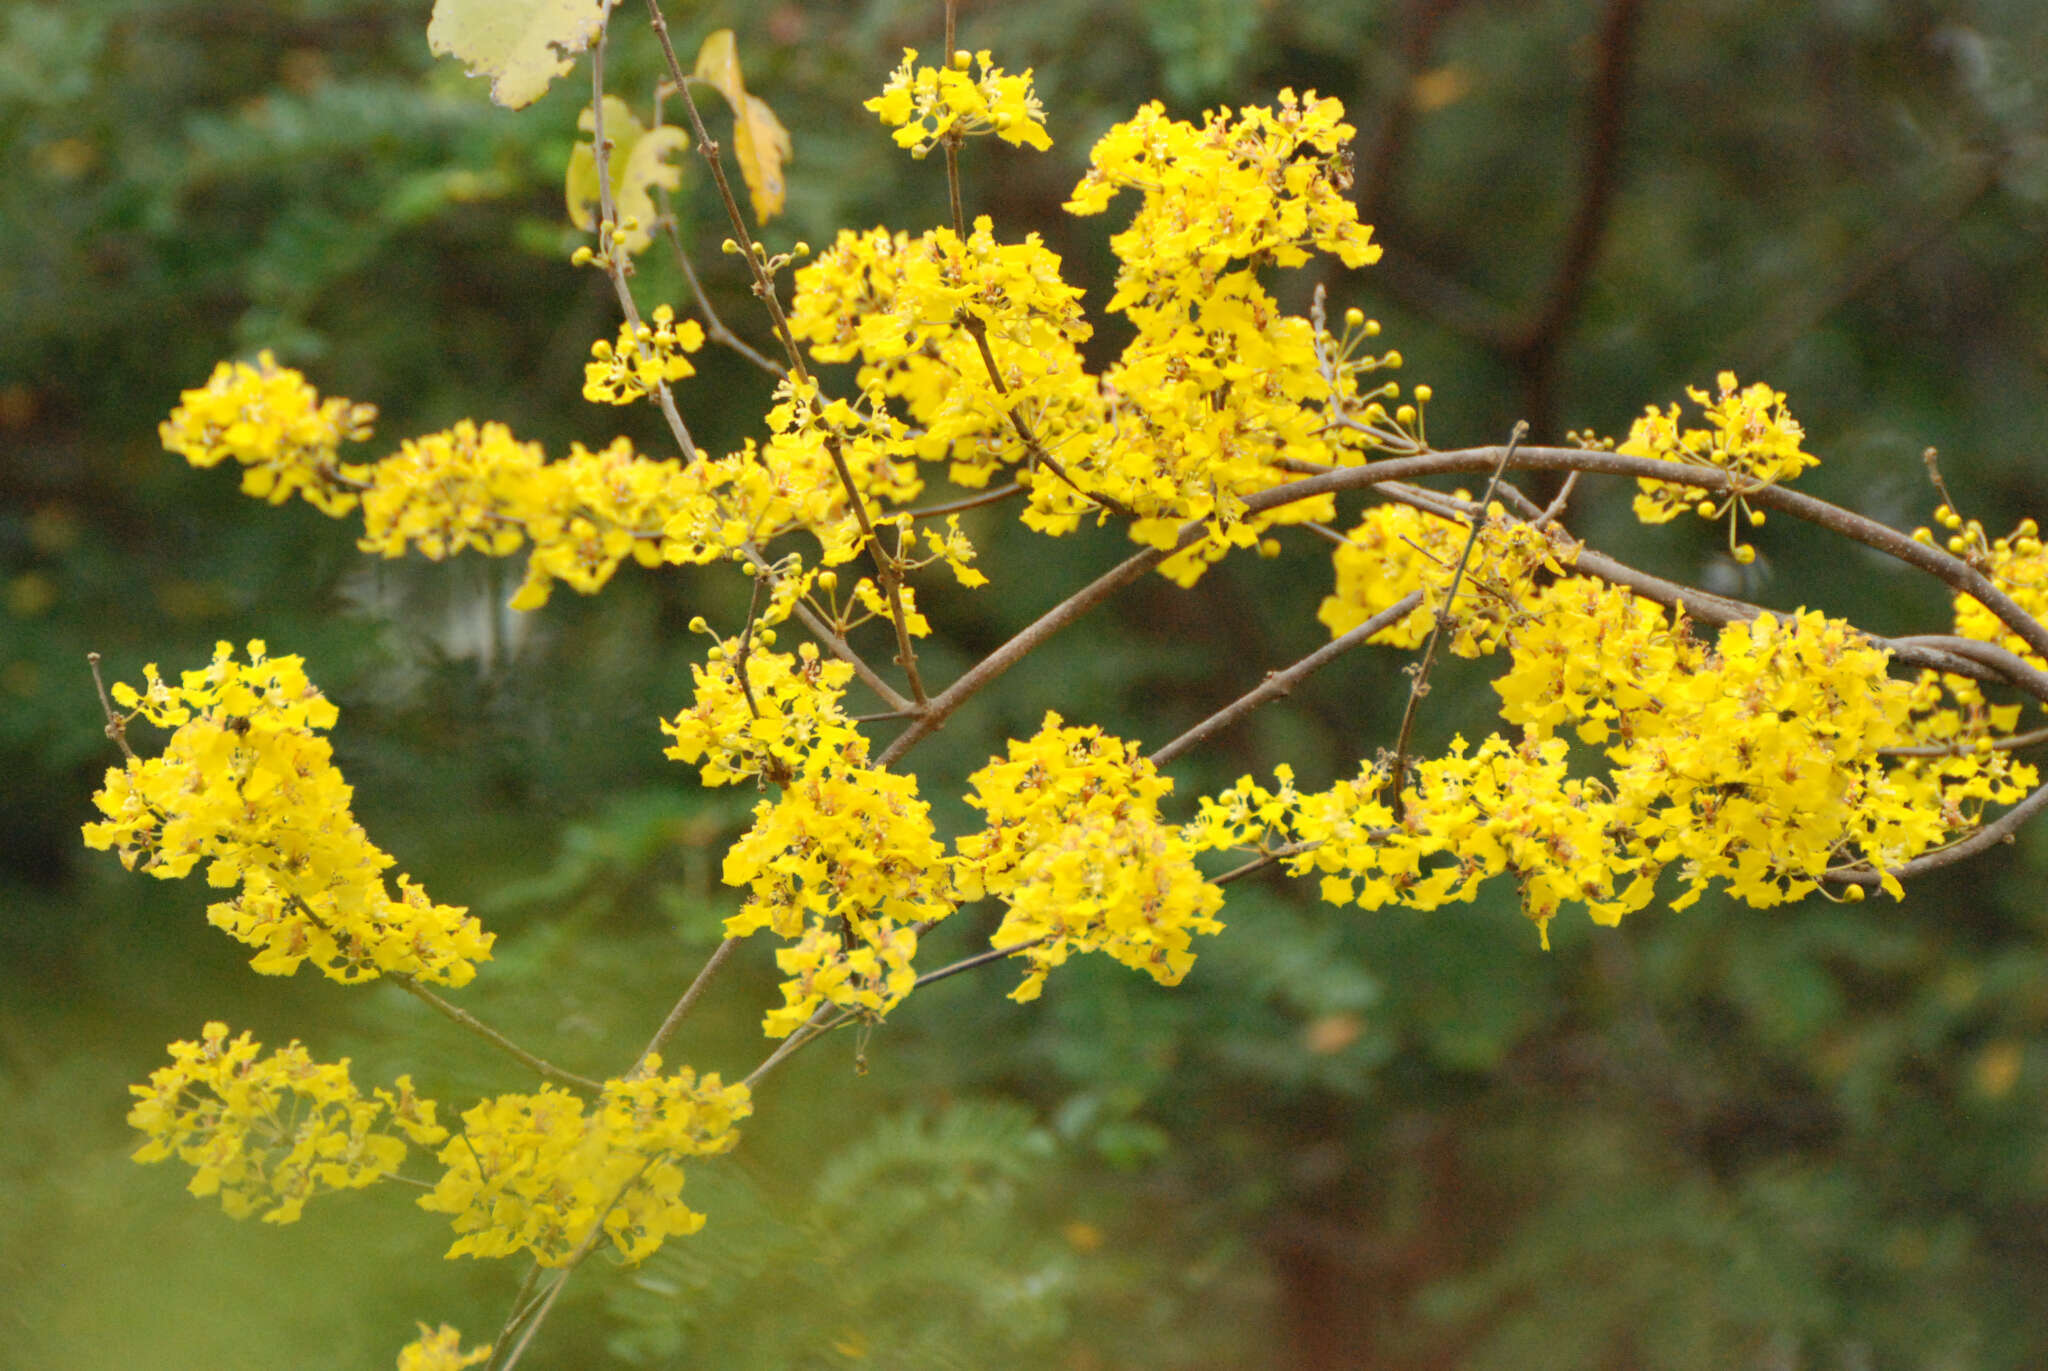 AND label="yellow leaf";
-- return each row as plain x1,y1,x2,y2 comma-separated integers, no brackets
566,95,688,254
692,29,792,222
428,0,617,110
